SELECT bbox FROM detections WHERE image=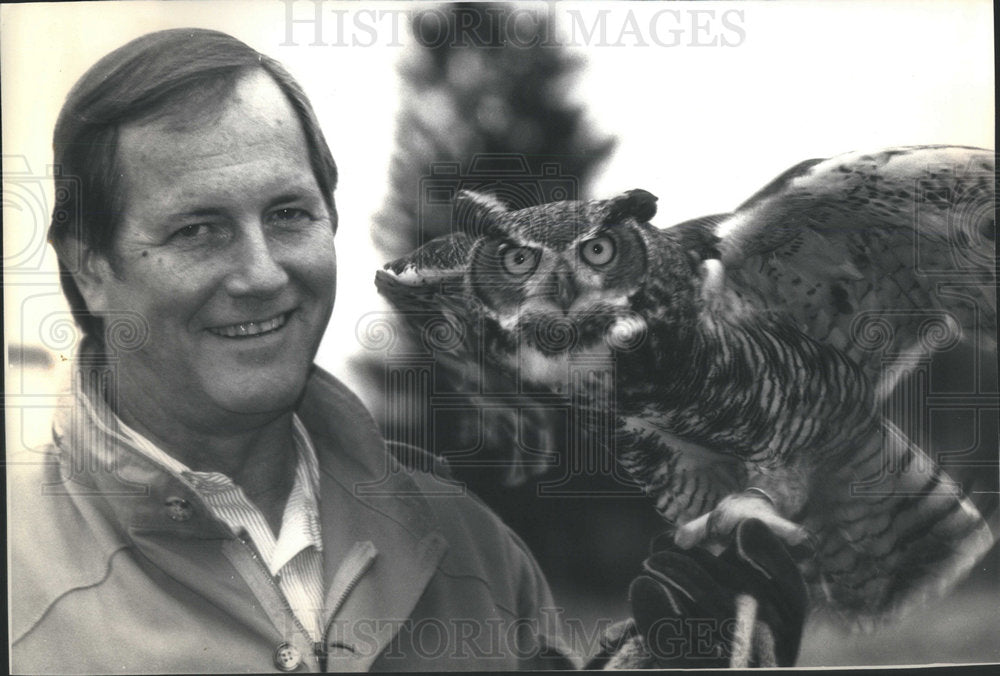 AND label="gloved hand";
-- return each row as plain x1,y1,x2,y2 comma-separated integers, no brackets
593,518,808,669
